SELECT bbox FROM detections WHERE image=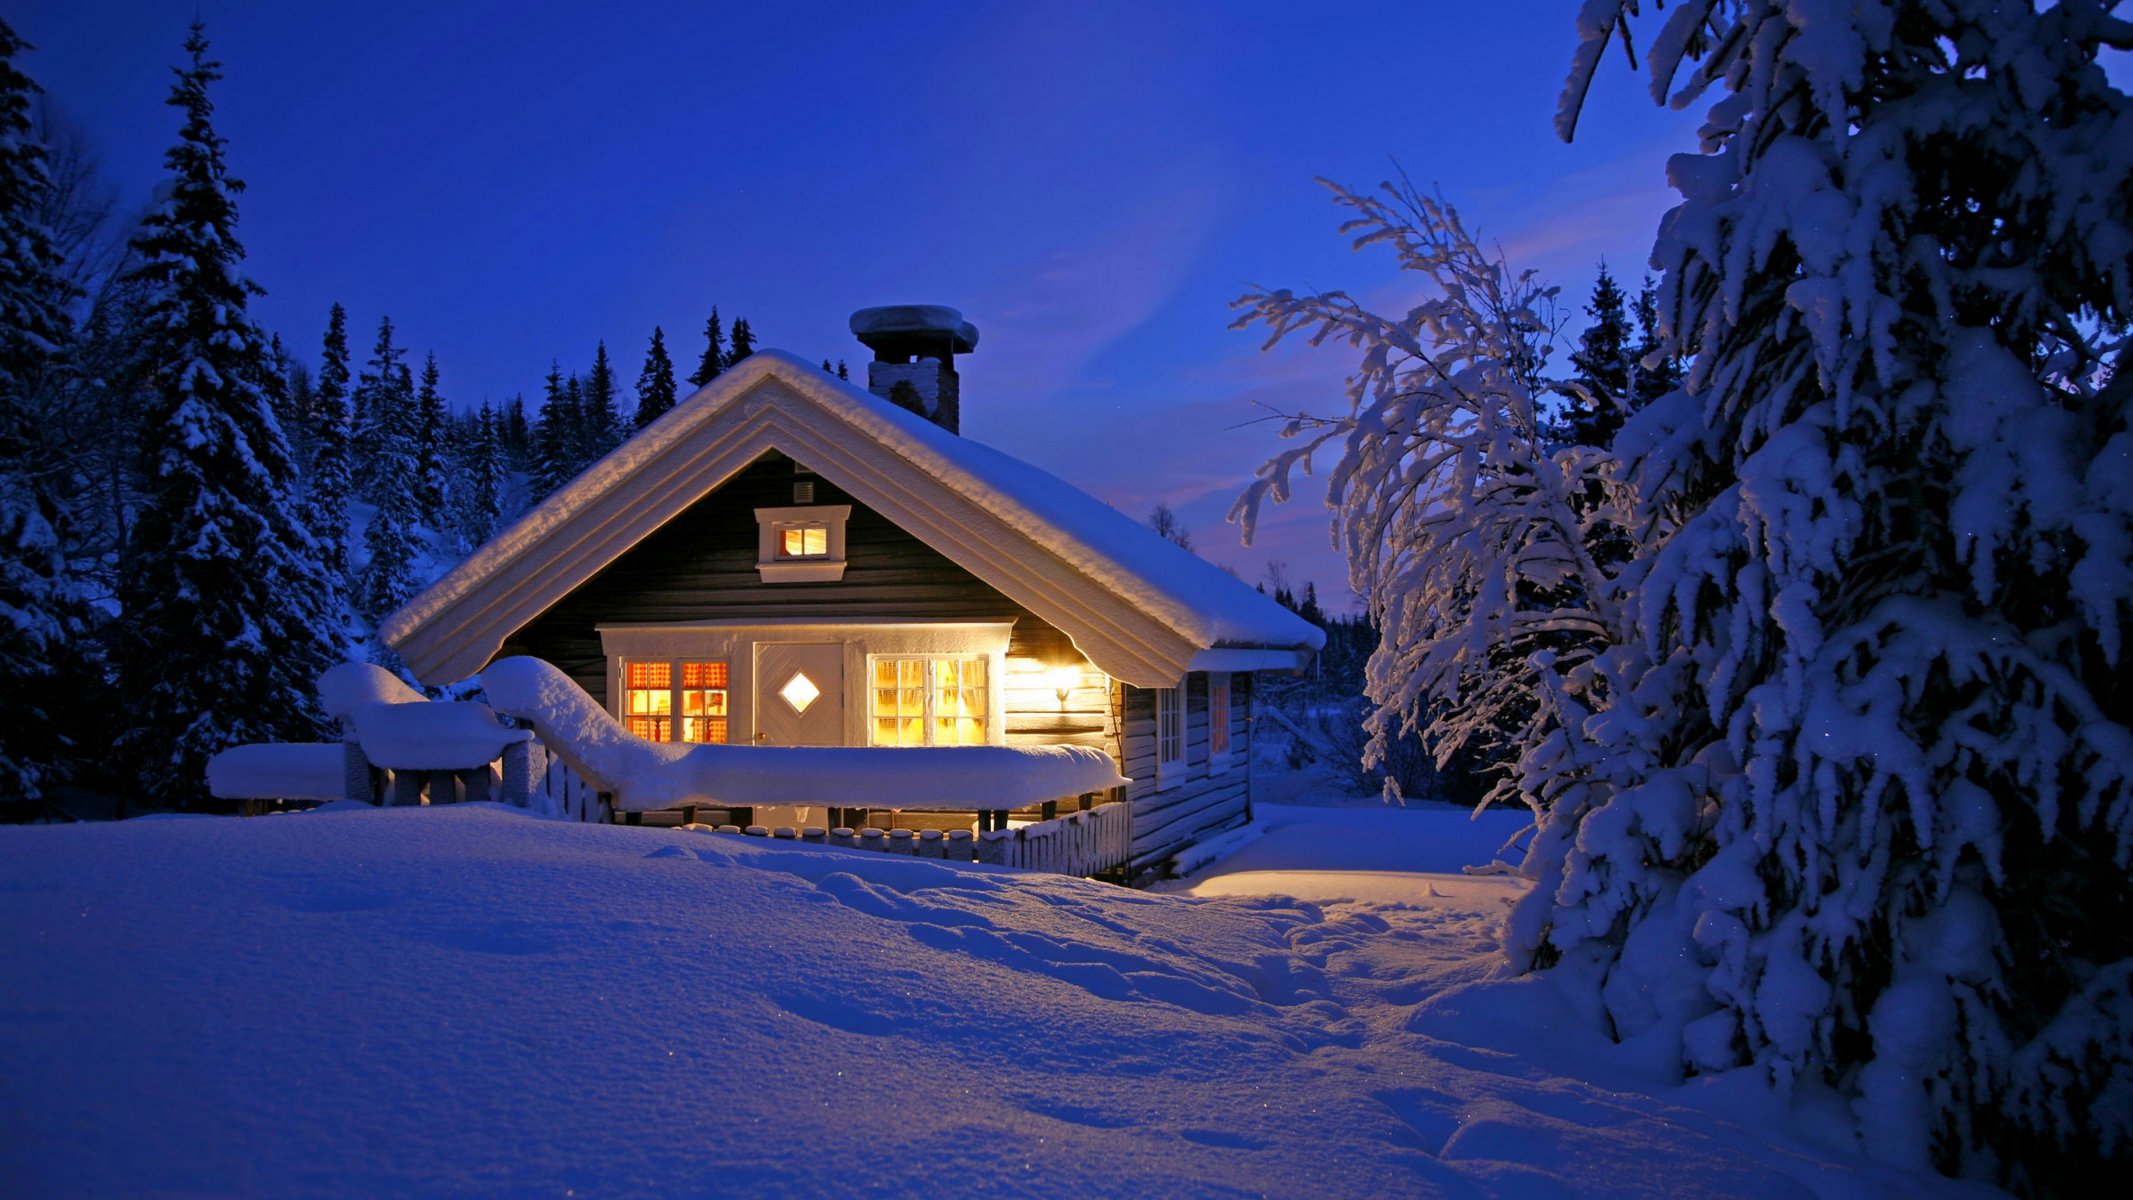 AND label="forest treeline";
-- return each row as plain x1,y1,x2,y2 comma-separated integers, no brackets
0,21,861,814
